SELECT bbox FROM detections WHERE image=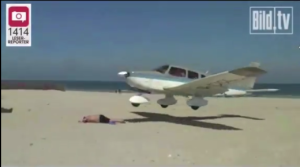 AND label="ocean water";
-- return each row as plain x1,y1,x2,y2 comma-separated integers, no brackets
1,80,300,98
